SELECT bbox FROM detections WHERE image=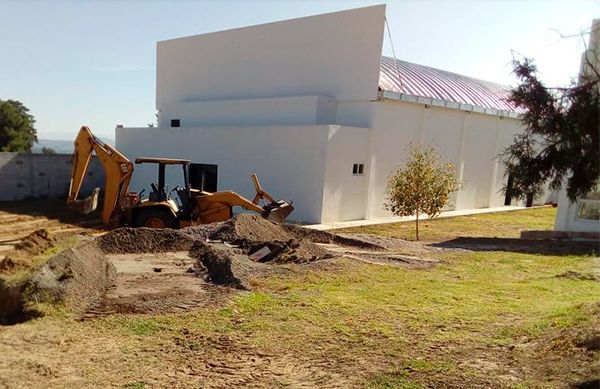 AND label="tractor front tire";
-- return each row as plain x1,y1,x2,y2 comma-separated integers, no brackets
134,208,178,229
